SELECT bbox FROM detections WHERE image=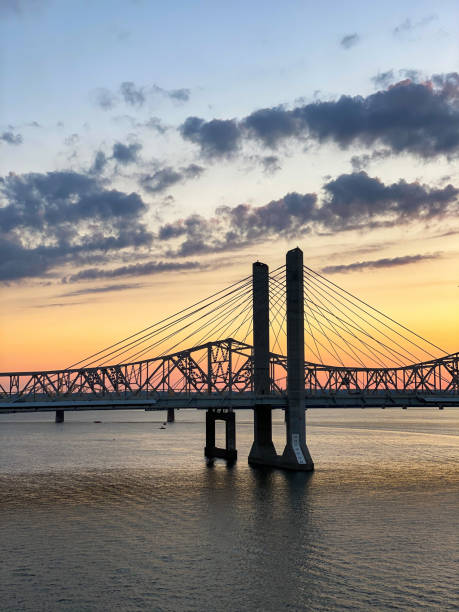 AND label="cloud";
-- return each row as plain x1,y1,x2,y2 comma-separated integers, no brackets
60,283,144,296
120,81,146,107
158,192,318,256
168,88,190,102
64,133,79,146
319,171,458,230
179,73,459,159
0,170,152,282
139,163,204,193
350,149,391,171
143,116,168,133
152,84,190,102
2,164,456,283
340,33,359,49
93,87,117,110
371,70,395,89
1,131,23,145
66,260,203,282
321,253,441,274
393,15,437,36
261,155,281,174
94,82,190,110
33,302,81,309
112,141,142,164
157,172,458,257
89,151,108,174
180,116,241,158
